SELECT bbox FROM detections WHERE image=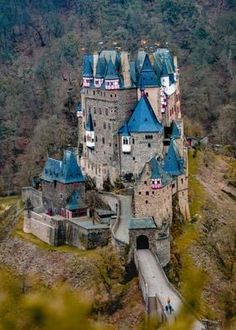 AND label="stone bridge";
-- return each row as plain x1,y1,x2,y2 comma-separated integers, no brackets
107,193,205,329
